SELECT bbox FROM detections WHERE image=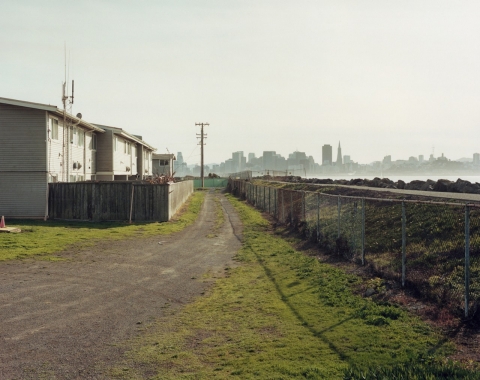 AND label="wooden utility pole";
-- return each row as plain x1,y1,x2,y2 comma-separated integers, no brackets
196,122,209,187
